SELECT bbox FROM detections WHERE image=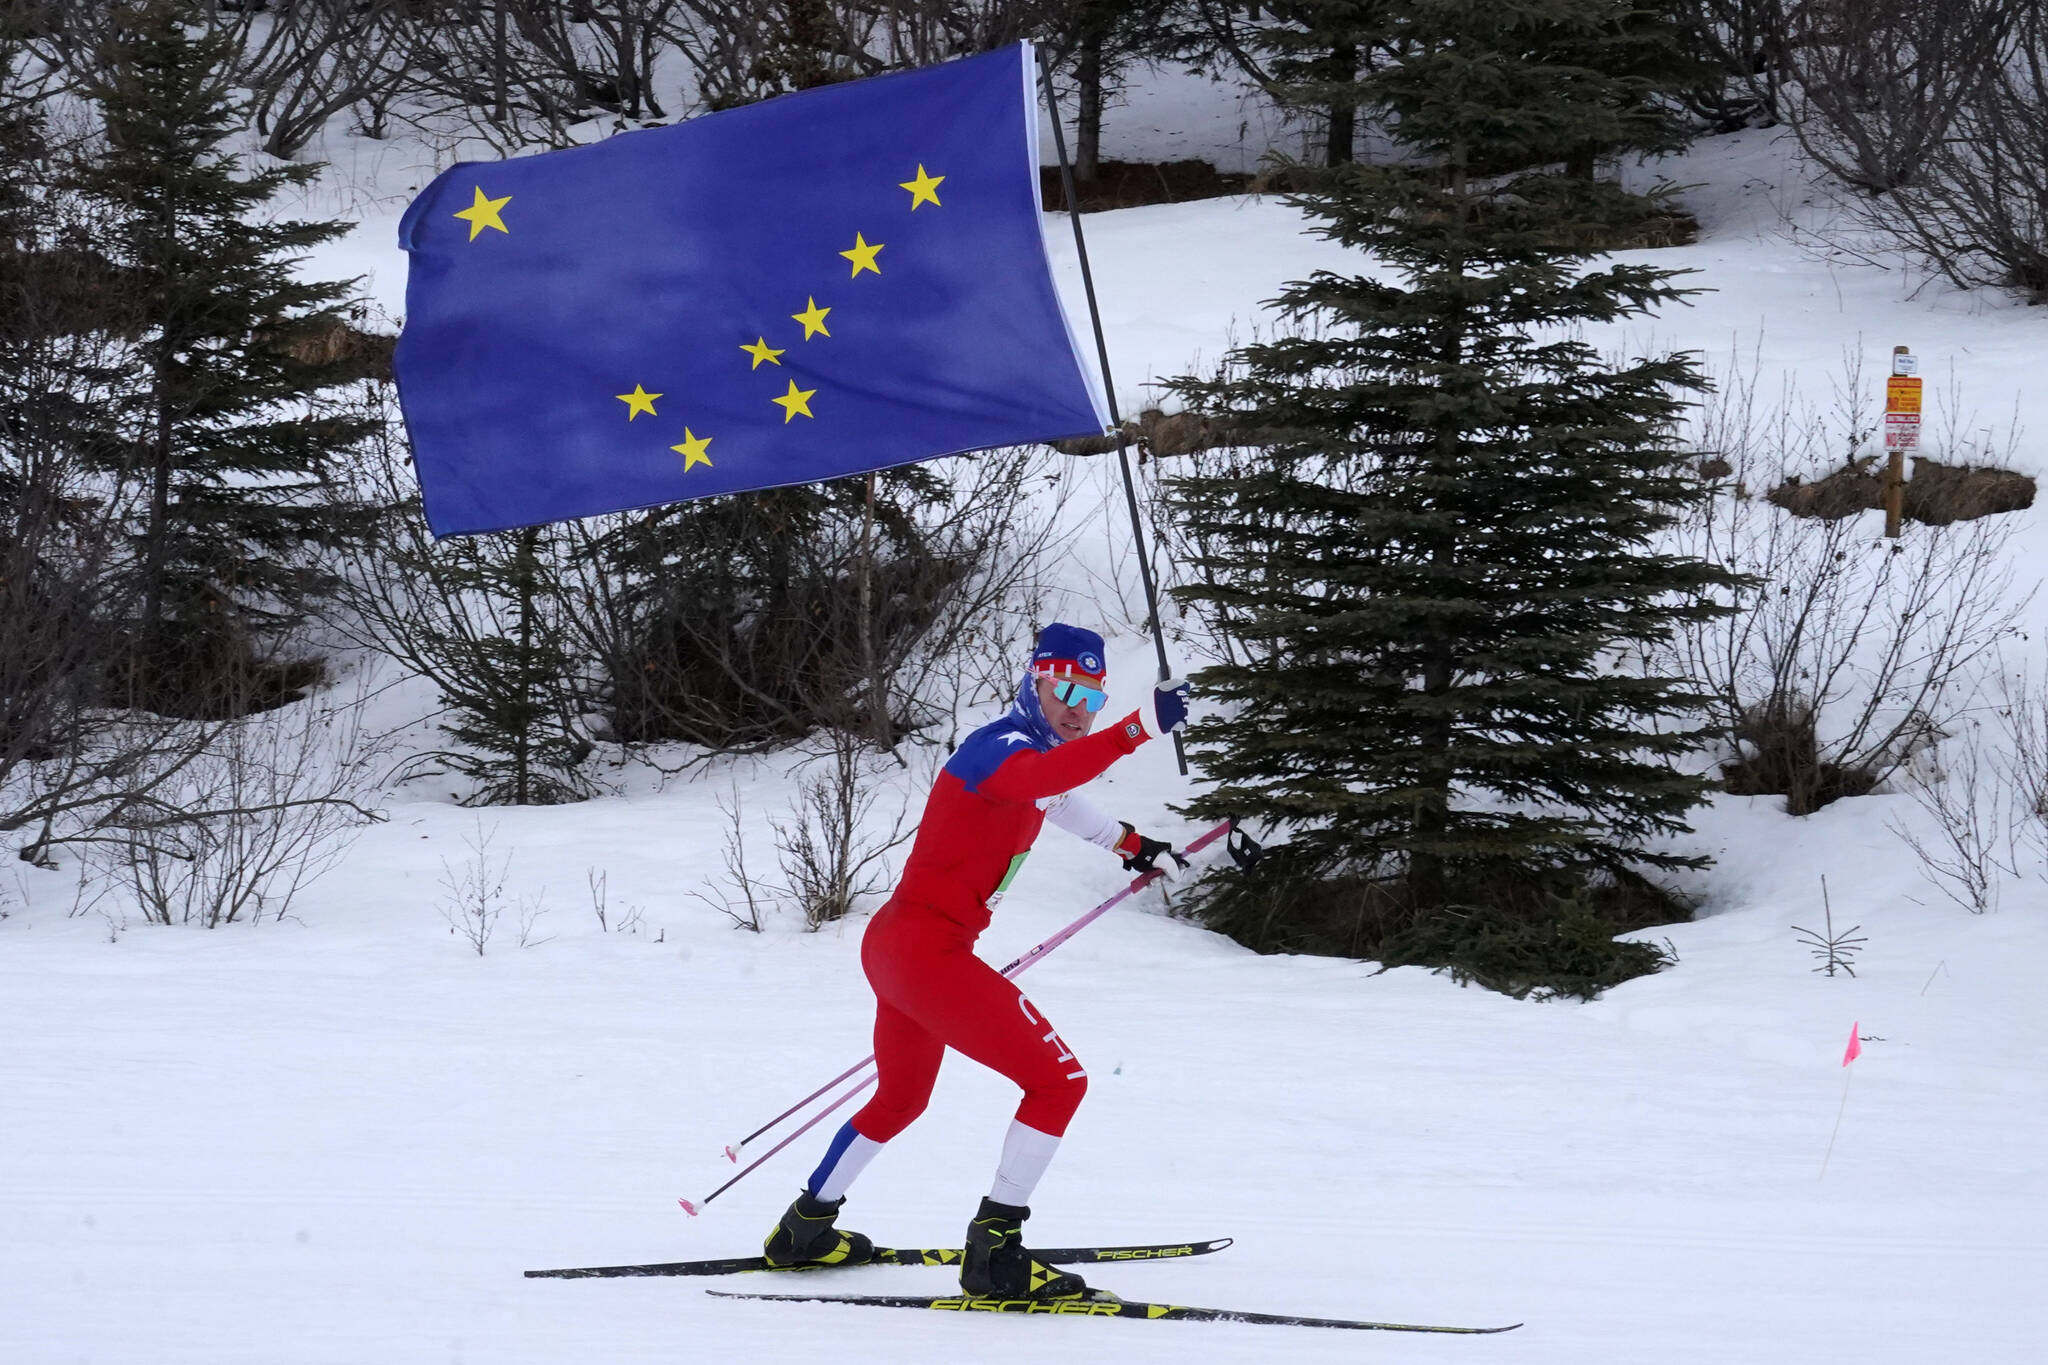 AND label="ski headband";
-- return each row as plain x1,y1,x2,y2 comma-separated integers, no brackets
1029,622,1107,684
